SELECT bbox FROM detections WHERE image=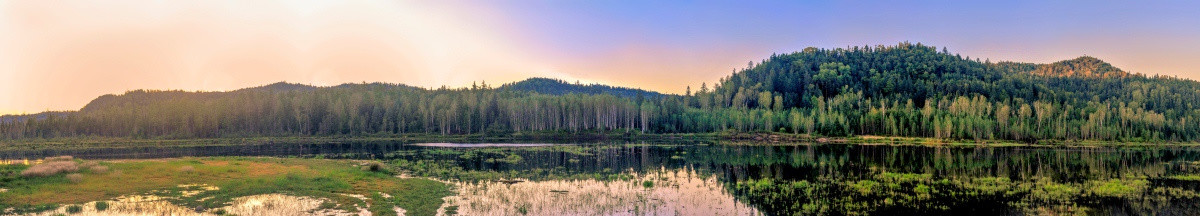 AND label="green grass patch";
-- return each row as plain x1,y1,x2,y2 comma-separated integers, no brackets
0,157,451,216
